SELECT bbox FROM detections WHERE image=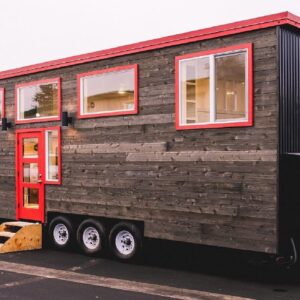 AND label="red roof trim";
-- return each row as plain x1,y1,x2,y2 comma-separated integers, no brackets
0,11,299,80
